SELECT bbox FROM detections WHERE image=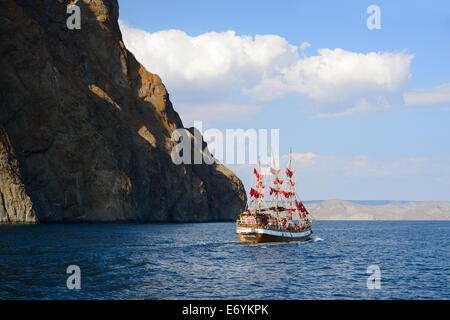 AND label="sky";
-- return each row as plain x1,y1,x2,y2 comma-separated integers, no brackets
117,0,450,201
